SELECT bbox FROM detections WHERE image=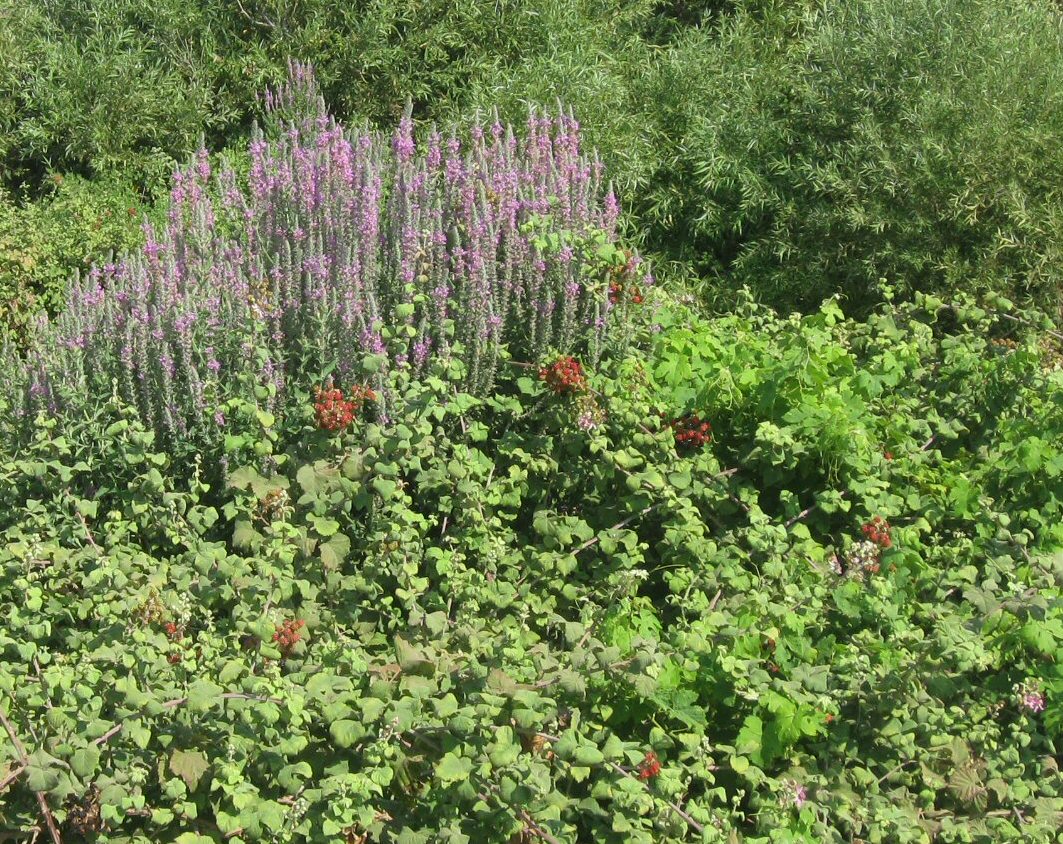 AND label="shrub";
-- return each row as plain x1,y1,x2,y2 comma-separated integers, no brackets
0,174,156,335
639,0,1063,314
0,65,641,449
0,294,1061,841
0,0,661,193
